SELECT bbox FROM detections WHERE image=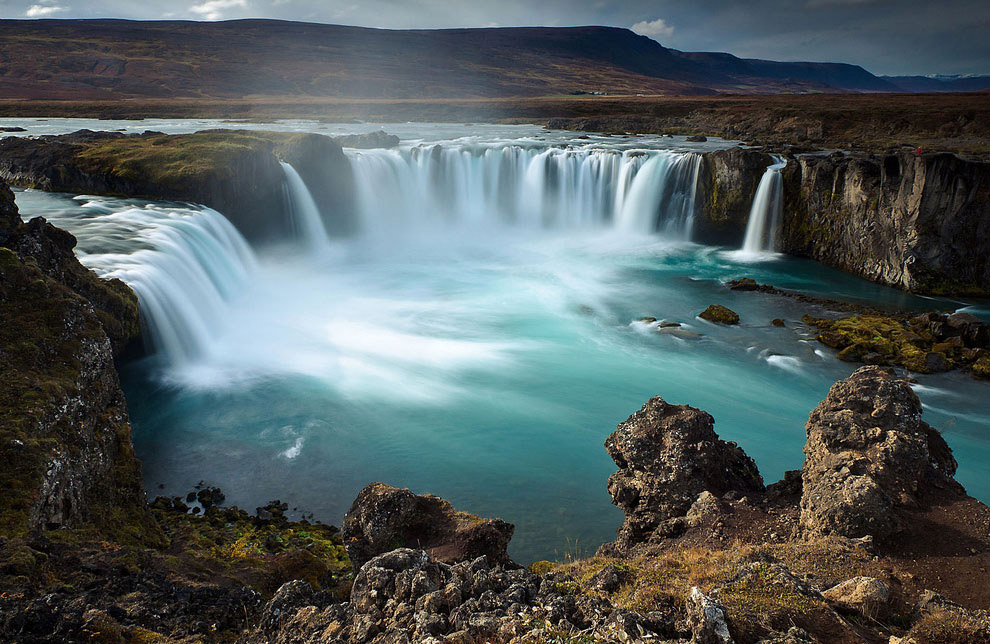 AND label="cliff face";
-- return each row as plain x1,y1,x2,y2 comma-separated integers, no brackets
693,148,772,246
780,152,990,296
0,179,157,543
0,129,356,242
